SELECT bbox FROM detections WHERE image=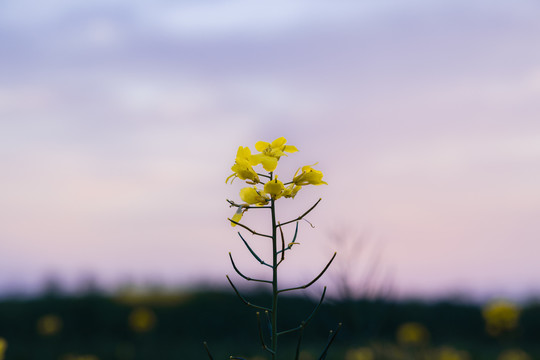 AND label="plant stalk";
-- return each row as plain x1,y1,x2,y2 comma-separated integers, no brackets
270,173,278,359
